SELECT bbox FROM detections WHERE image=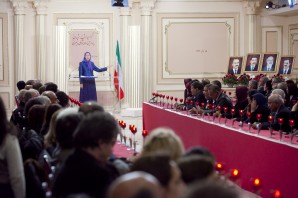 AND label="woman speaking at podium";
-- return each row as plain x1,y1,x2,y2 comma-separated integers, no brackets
79,52,108,102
